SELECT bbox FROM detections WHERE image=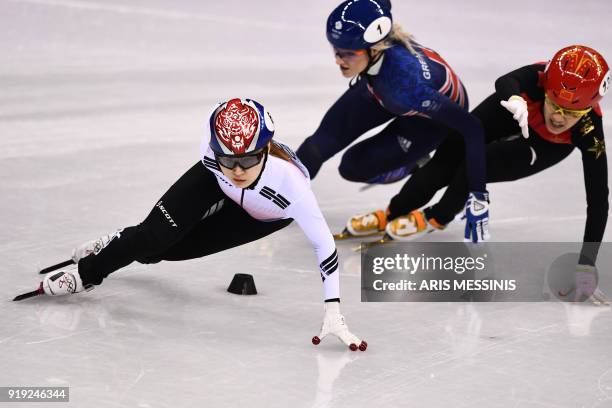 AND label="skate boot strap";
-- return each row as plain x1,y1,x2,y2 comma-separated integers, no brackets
427,217,446,230
407,210,446,231
374,210,388,230
409,210,428,232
